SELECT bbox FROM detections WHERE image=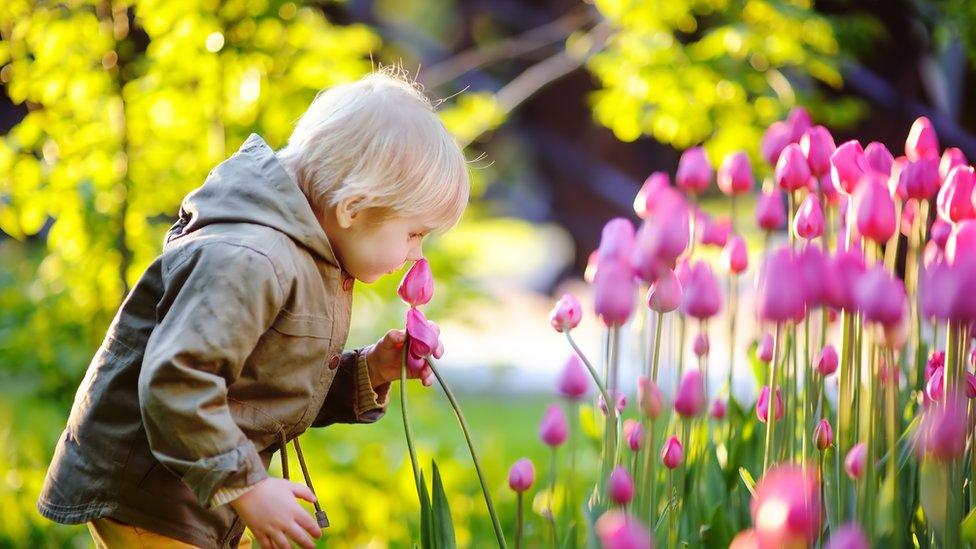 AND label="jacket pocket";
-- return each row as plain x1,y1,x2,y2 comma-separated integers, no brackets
270,309,332,339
